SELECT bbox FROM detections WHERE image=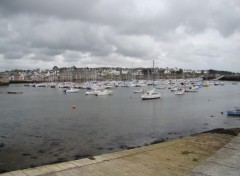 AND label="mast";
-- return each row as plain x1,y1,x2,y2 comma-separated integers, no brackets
153,60,155,86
